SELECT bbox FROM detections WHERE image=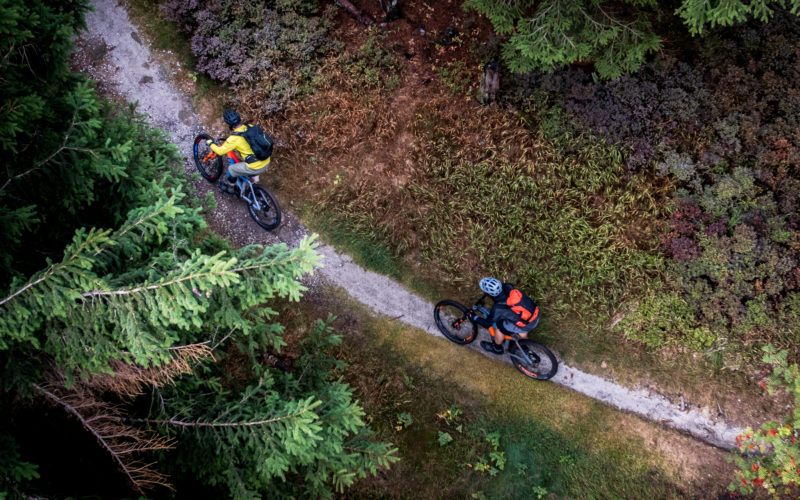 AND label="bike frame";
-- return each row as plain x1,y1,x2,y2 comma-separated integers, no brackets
469,297,541,367
223,152,265,211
